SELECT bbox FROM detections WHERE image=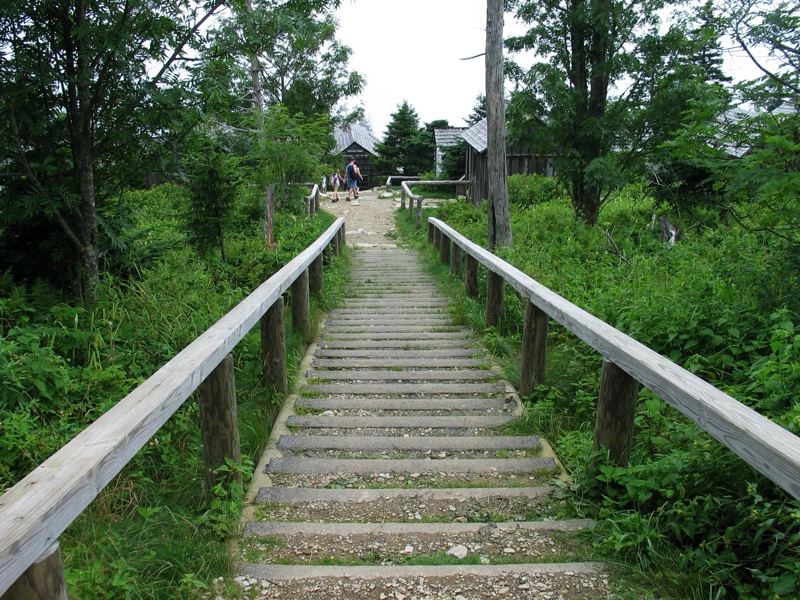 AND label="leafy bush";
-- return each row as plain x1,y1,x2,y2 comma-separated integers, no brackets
418,185,800,597
507,173,563,207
